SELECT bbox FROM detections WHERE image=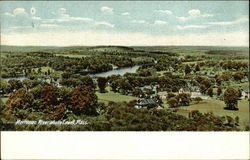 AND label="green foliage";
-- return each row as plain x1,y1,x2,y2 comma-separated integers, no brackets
224,87,239,110
97,77,108,93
